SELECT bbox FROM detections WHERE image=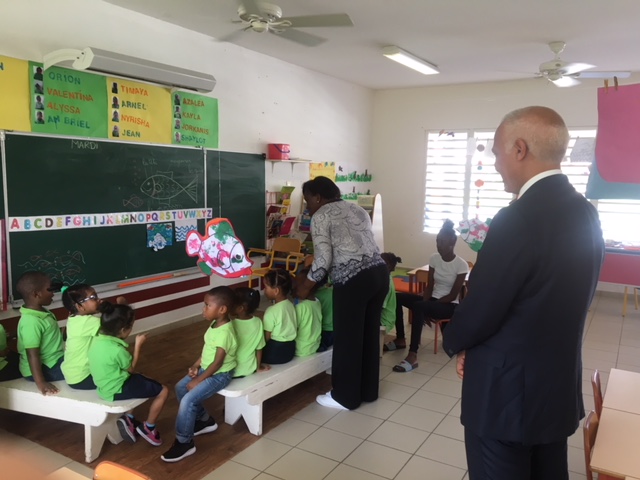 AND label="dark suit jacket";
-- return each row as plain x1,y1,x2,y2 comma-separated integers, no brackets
443,174,604,445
